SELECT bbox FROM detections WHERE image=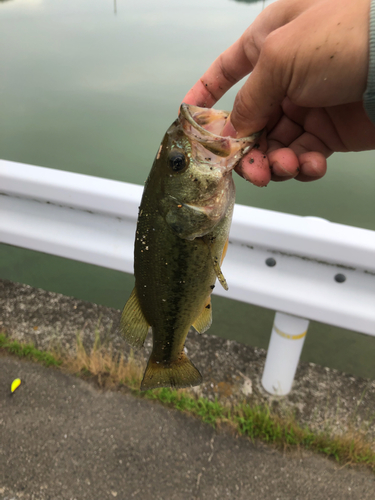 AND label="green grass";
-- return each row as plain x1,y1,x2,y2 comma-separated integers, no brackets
139,387,375,470
0,333,62,367
1,331,374,472
142,387,226,427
